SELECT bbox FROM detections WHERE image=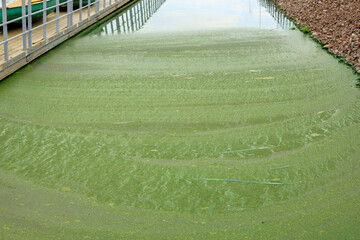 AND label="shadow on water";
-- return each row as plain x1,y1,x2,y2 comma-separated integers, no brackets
90,0,294,36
